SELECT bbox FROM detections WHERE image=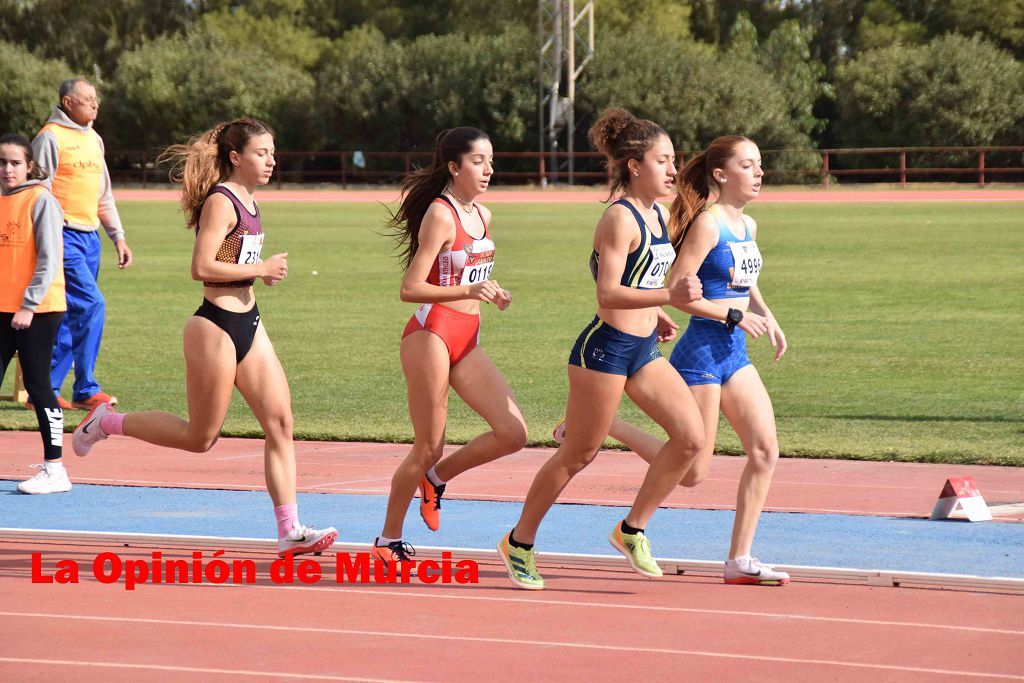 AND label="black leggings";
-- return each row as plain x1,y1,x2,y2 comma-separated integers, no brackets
0,311,64,460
